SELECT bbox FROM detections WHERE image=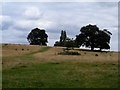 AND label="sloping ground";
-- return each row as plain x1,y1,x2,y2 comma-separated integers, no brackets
2,44,119,88
34,47,118,64
2,44,44,57
2,44,50,69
